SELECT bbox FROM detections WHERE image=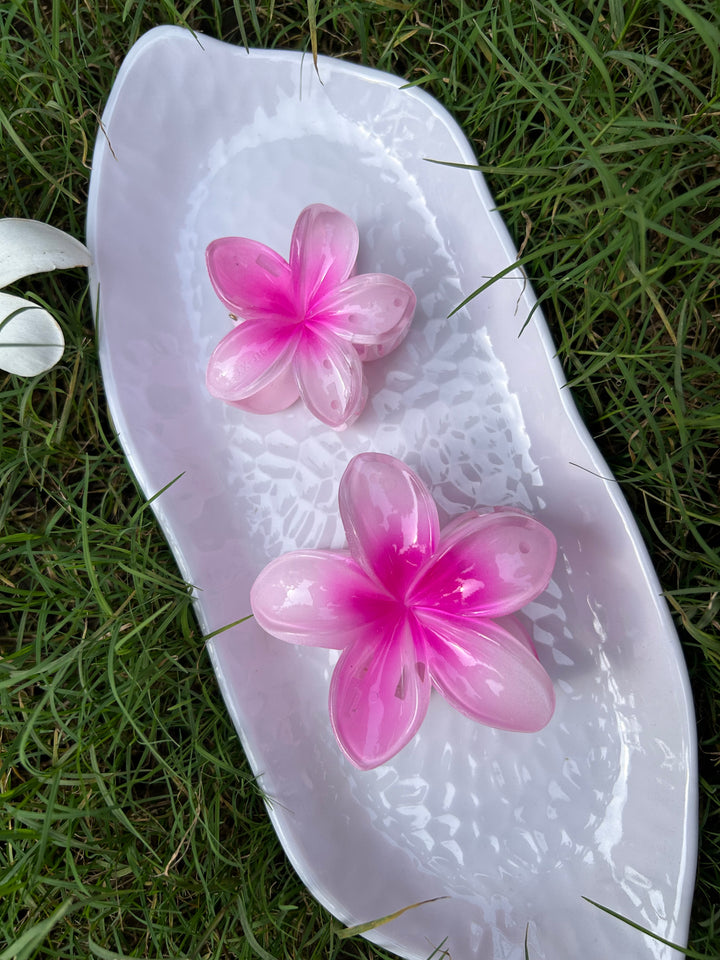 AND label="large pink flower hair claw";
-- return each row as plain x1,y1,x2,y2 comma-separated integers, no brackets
205,204,416,429
251,453,558,770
